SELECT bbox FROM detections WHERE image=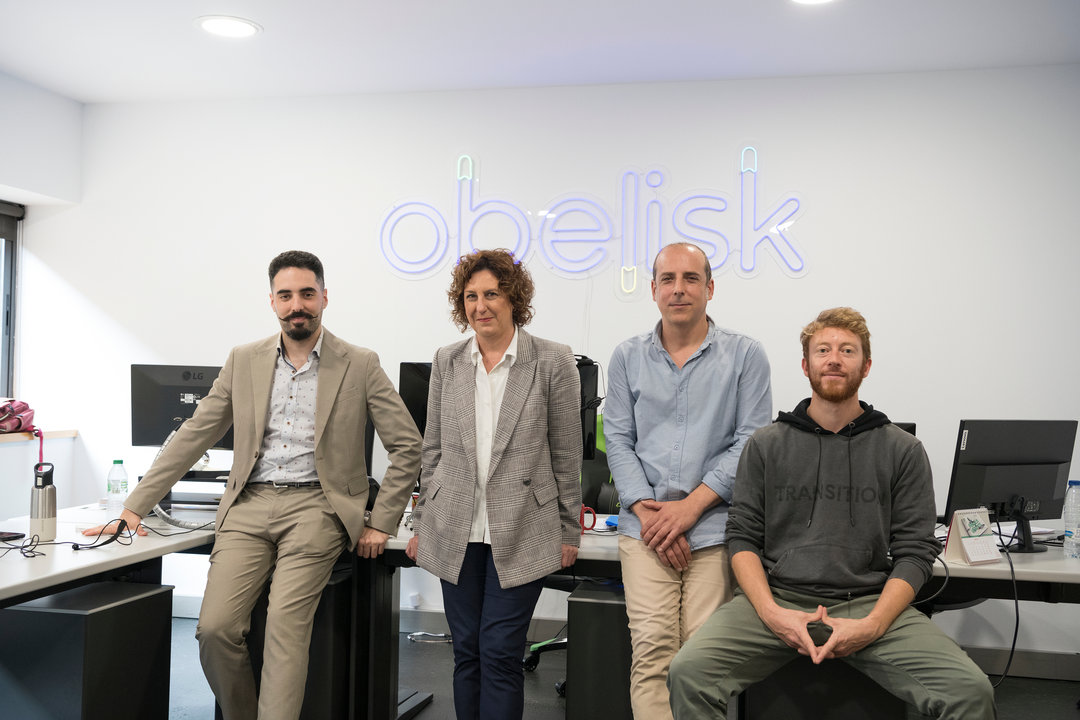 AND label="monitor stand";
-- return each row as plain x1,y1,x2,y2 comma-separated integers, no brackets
1007,500,1047,553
